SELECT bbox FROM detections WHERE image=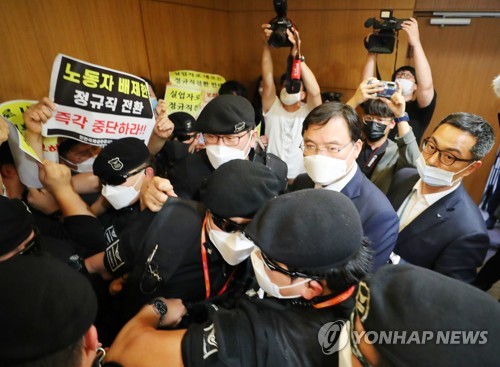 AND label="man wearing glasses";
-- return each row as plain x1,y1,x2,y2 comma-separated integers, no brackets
356,89,420,194
165,94,287,201
386,112,495,283
291,102,399,270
